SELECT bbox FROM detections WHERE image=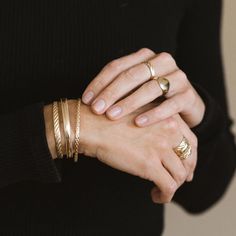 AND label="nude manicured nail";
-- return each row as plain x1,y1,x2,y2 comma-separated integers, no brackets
136,116,148,125
82,91,94,104
93,99,106,112
107,106,122,117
